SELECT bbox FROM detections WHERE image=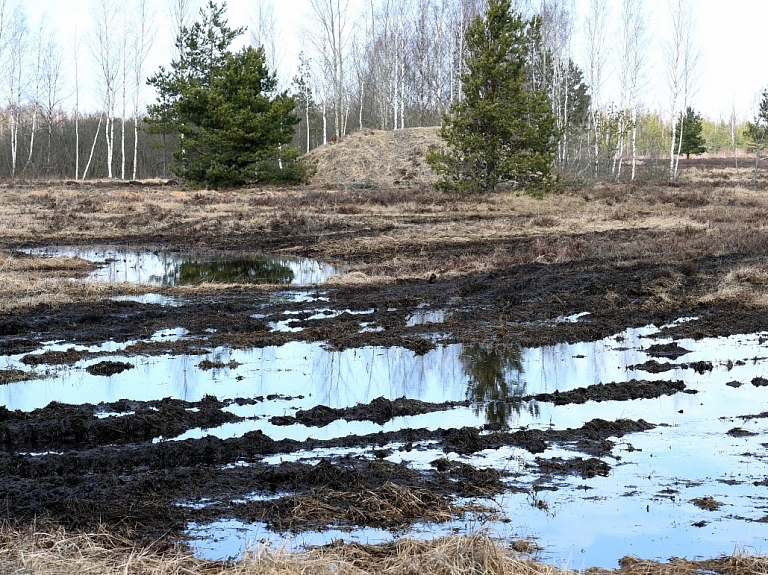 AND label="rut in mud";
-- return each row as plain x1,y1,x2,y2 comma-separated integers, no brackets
3,174,768,567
